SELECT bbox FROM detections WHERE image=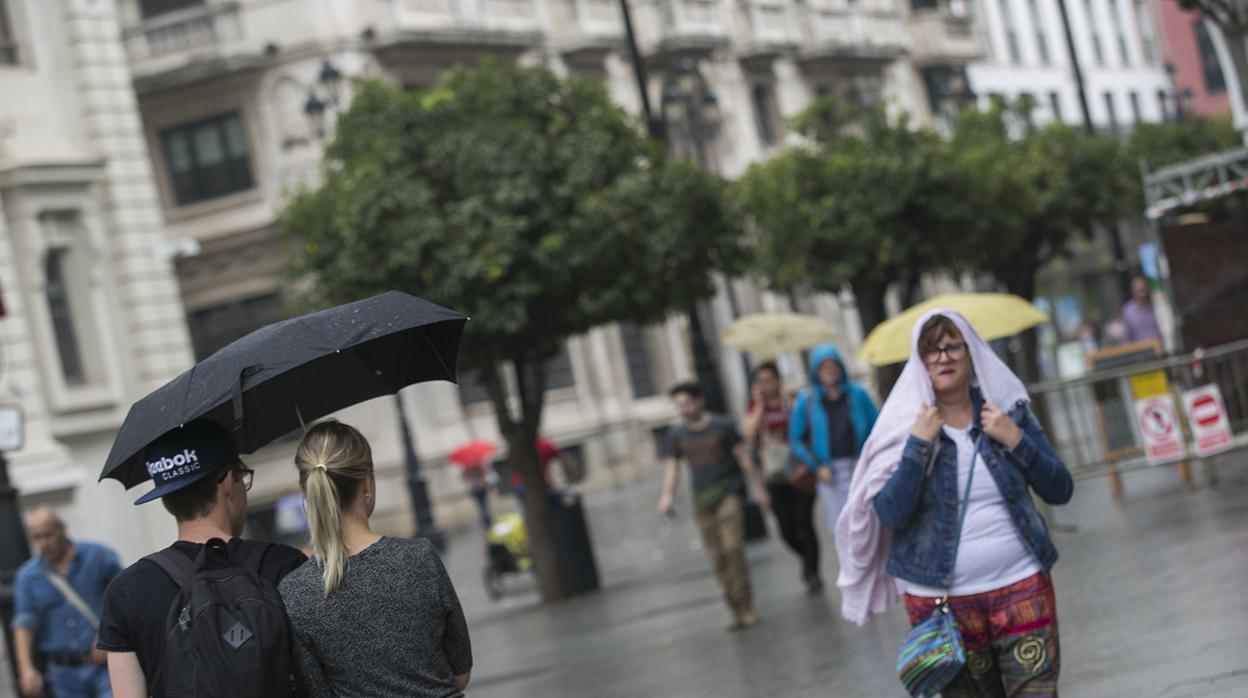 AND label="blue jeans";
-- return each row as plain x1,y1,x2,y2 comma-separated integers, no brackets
47,663,112,698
